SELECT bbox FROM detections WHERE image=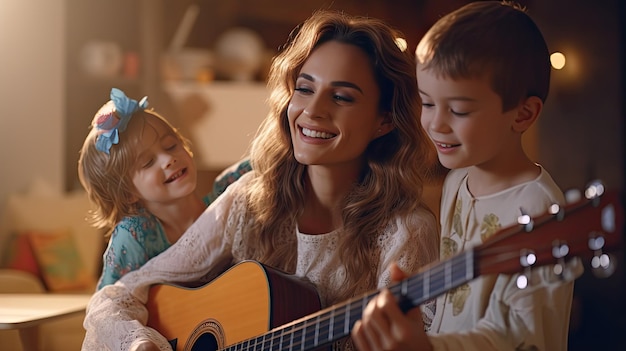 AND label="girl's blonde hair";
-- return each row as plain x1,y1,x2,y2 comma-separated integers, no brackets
78,105,191,233
245,10,435,301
